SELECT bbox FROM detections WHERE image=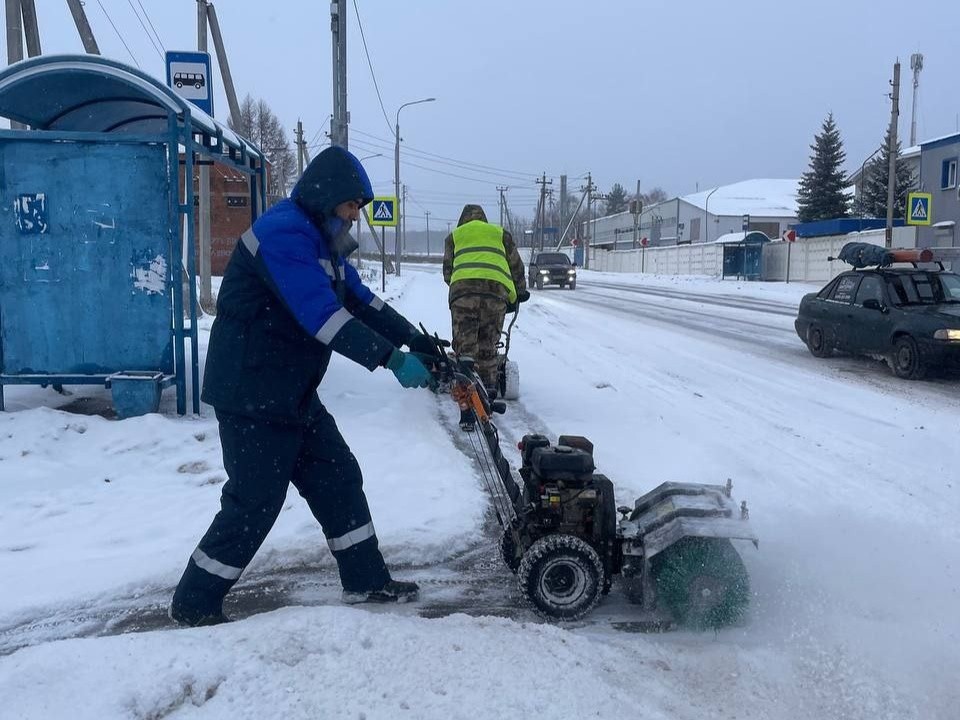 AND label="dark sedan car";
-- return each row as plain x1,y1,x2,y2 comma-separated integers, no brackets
795,268,960,379
529,252,576,290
